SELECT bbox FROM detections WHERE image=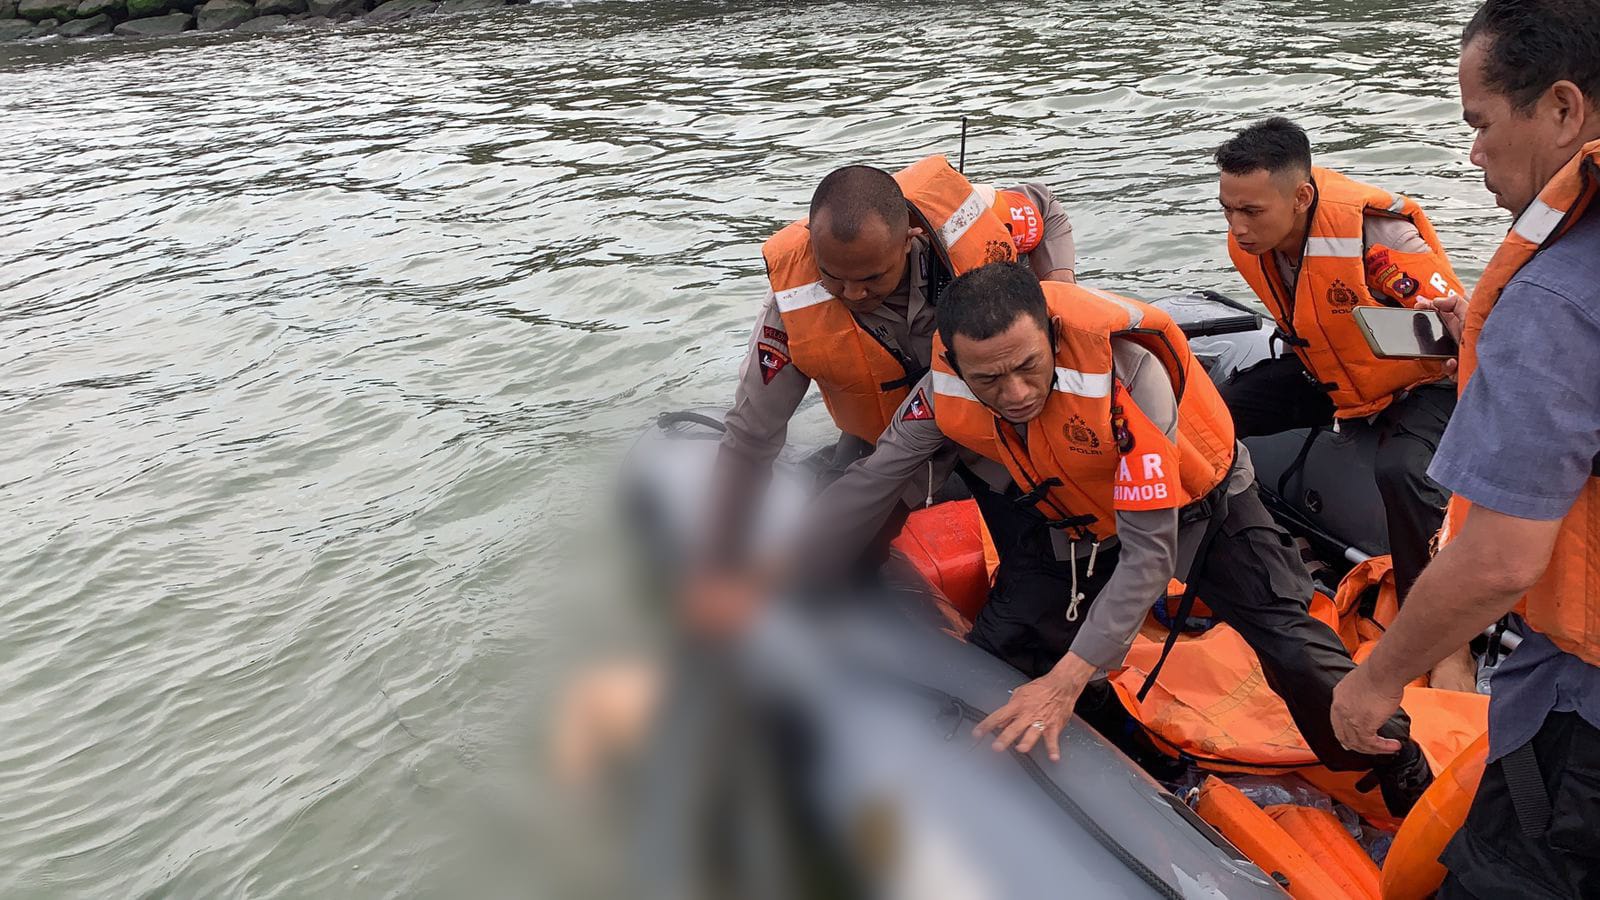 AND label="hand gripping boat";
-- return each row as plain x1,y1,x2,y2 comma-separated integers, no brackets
619,293,1487,900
